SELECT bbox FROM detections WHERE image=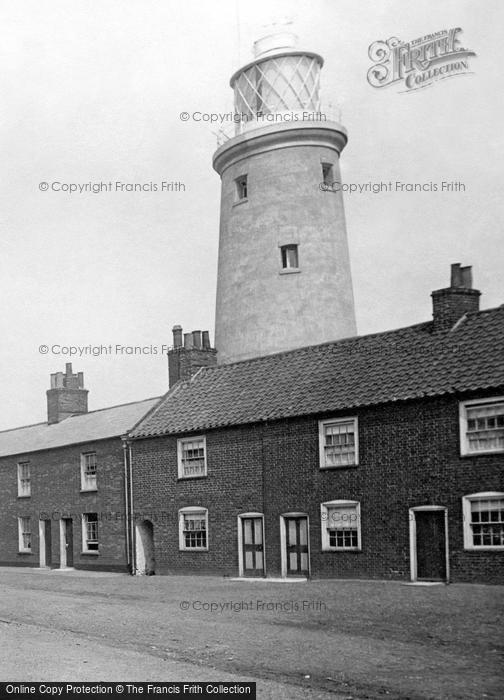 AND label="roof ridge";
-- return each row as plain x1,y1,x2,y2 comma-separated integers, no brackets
195,306,504,377
192,321,433,375
0,395,162,435
71,395,162,418
0,420,47,435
